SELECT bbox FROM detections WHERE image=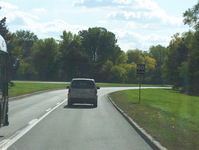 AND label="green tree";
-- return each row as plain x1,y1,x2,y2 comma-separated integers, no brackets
143,56,156,83
79,27,122,81
79,27,120,64
121,63,137,83
16,30,38,59
59,31,89,81
149,45,168,84
183,2,199,95
187,31,199,95
100,60,114,82
116,51,128,65
165,33,190,89
183,1,199,30
0,17,9,39
110,65,127,83
31,38,59,81
126,49,144,64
